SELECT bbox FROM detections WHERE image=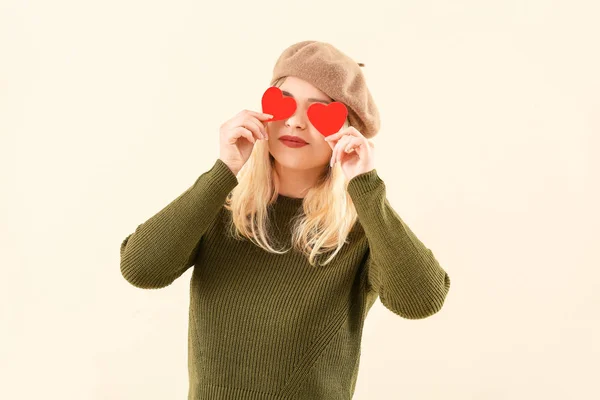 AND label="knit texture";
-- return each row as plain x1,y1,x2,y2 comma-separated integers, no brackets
120,159,451,399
